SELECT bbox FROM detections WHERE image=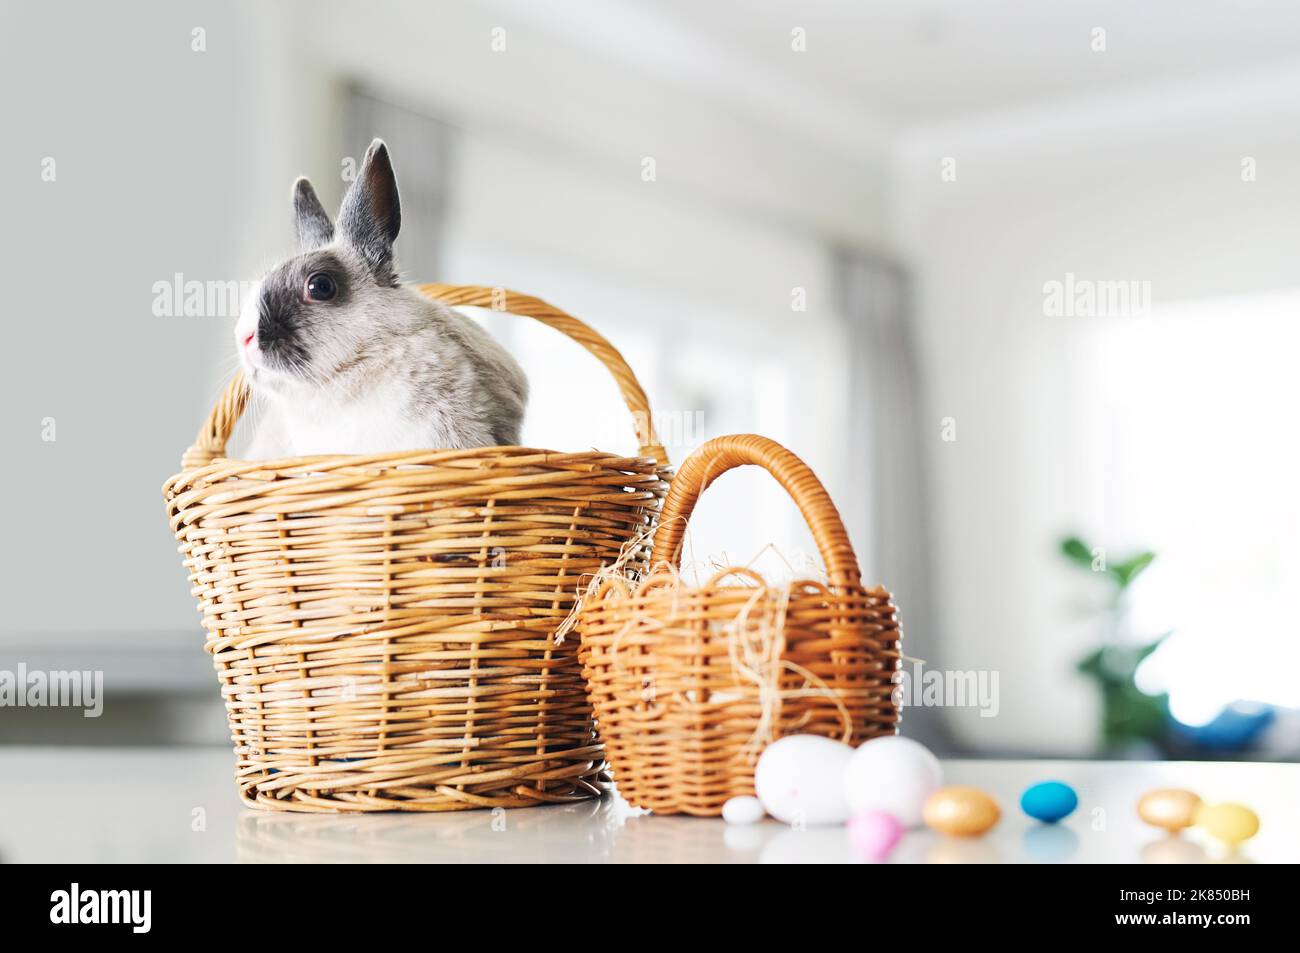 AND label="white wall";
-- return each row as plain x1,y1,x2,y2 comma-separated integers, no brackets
0,2,271,660
889,65,1300,752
